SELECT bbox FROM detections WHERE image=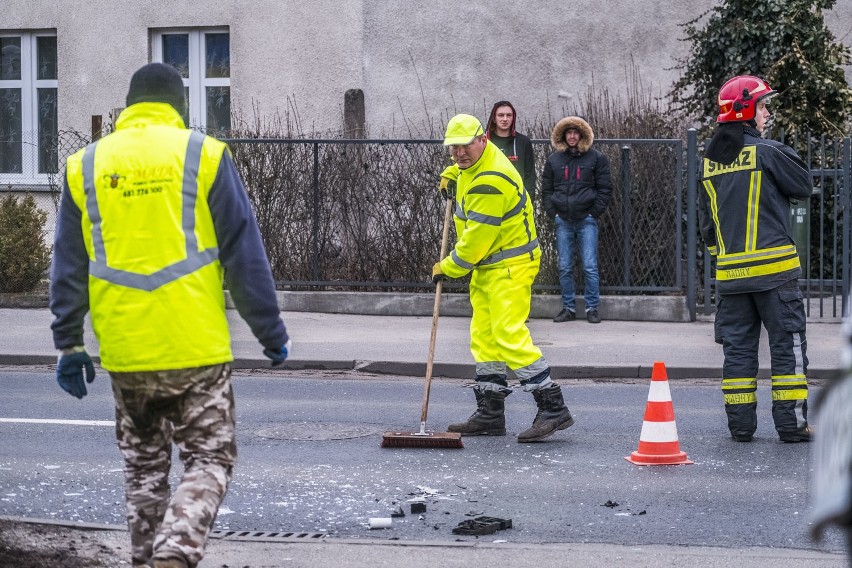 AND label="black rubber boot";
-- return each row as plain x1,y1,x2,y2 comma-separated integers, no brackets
727,402,757,442
448,389,508,436
778,425,813,443
773,399,810,442
517,384,575,442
